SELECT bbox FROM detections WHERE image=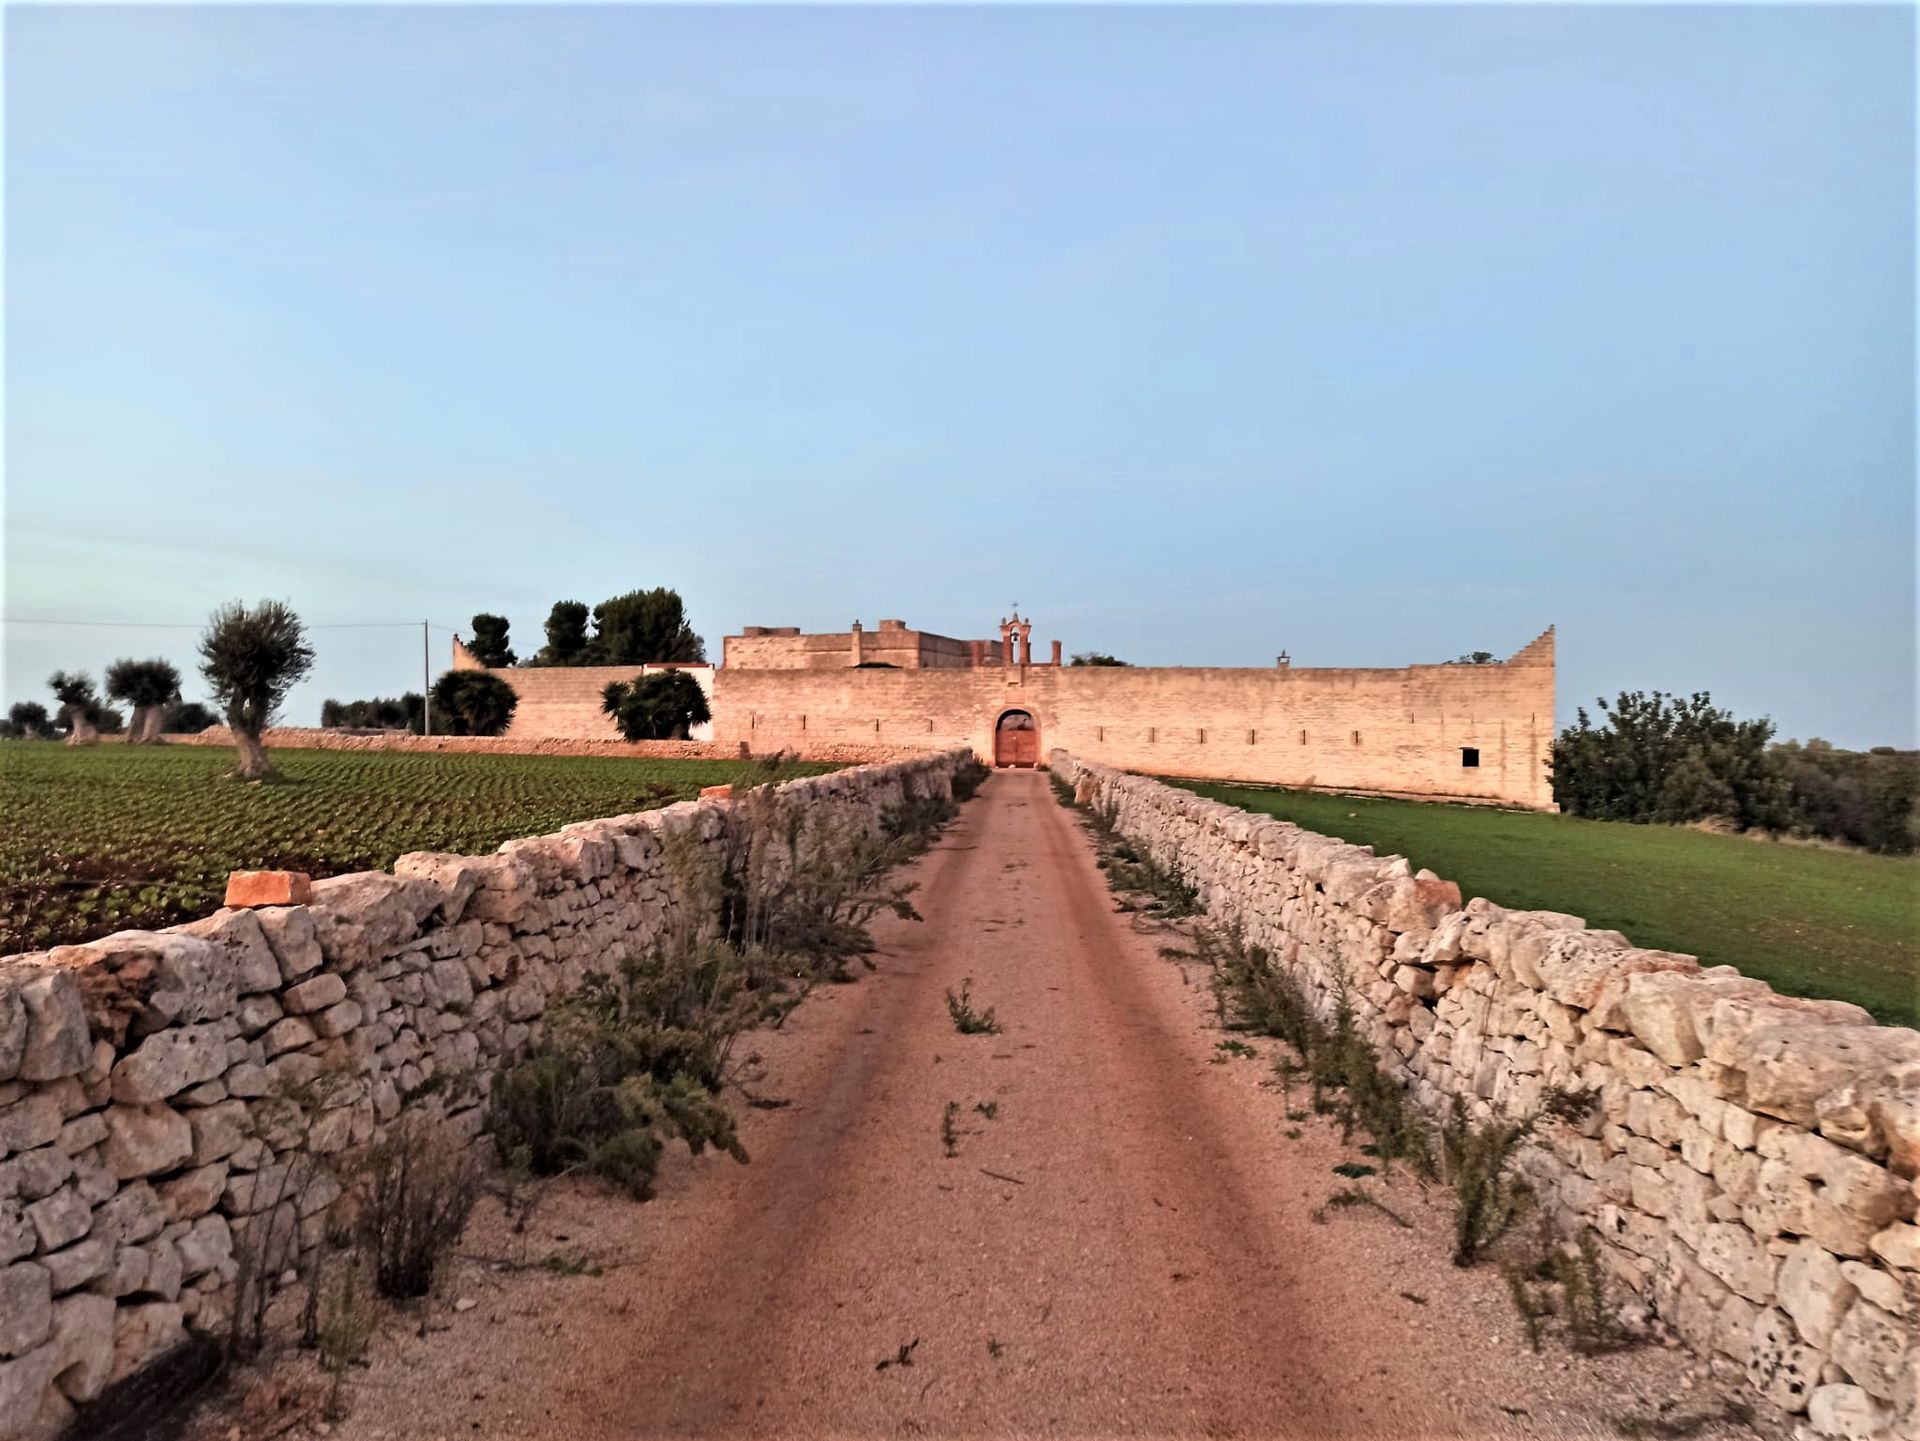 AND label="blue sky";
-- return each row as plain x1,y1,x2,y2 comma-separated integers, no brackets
4,3,1913,745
